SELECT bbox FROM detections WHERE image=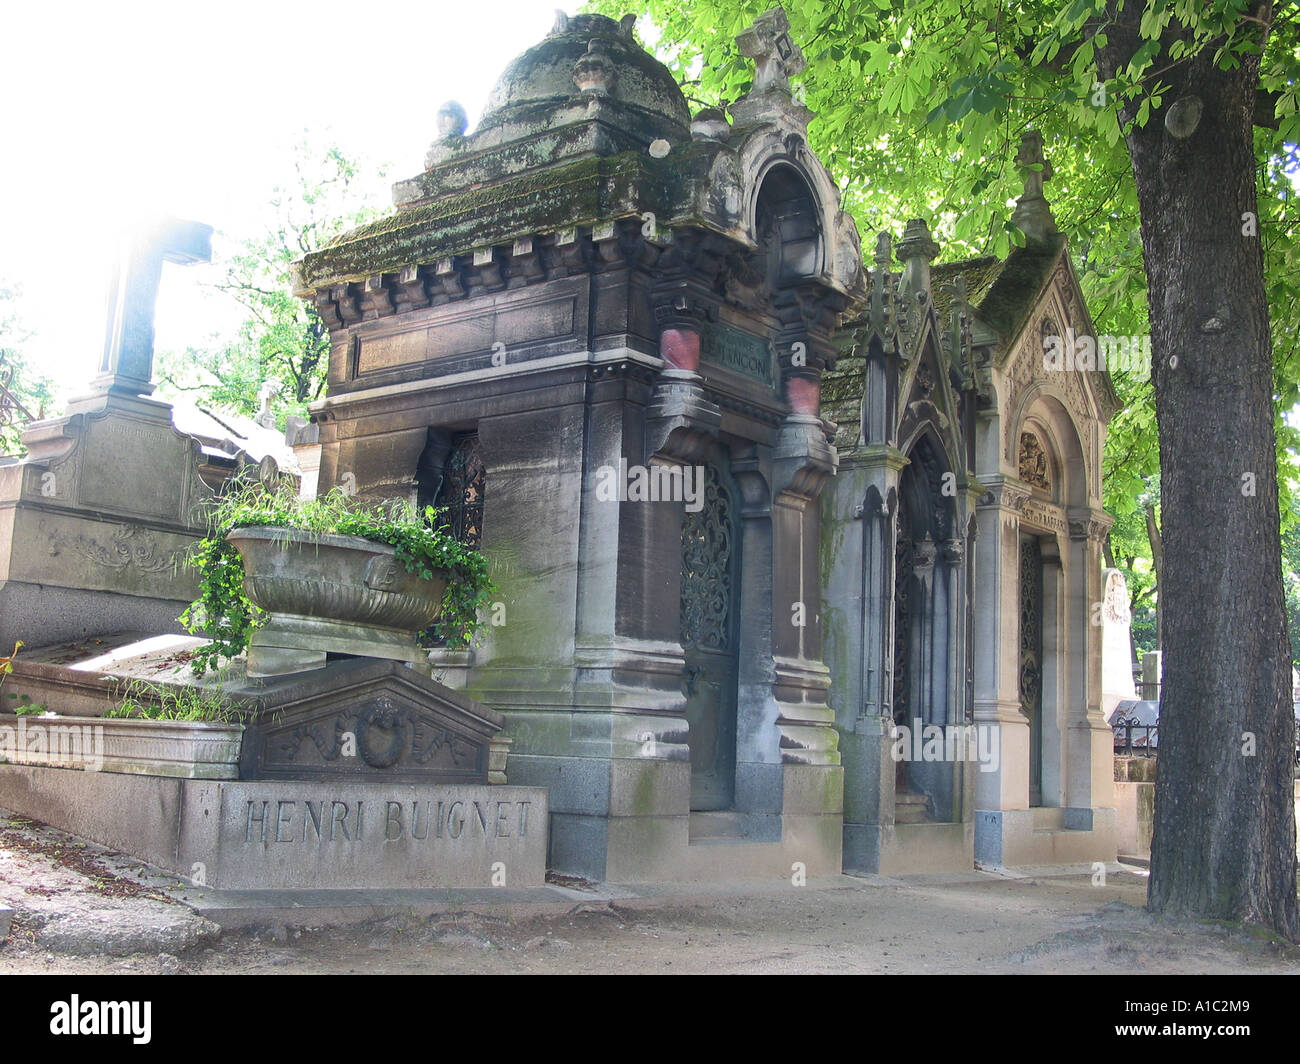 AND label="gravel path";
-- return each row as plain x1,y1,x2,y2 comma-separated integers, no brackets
1,814,1297,975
